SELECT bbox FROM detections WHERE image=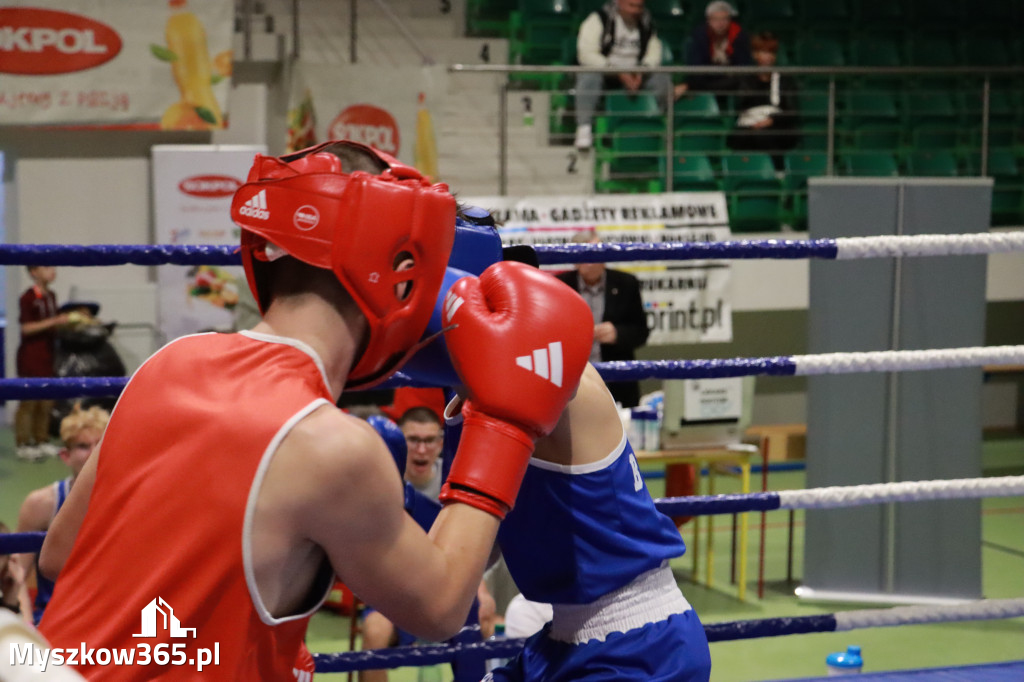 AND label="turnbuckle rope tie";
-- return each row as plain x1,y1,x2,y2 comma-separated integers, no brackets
1,231,1021,267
